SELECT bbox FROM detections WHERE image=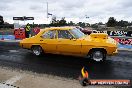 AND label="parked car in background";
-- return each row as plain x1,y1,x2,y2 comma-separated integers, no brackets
20,27,118,62
79,28,97,35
